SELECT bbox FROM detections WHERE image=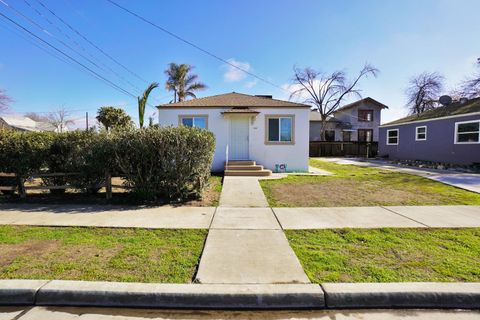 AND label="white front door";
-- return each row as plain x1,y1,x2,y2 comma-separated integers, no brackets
229,117,250,160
